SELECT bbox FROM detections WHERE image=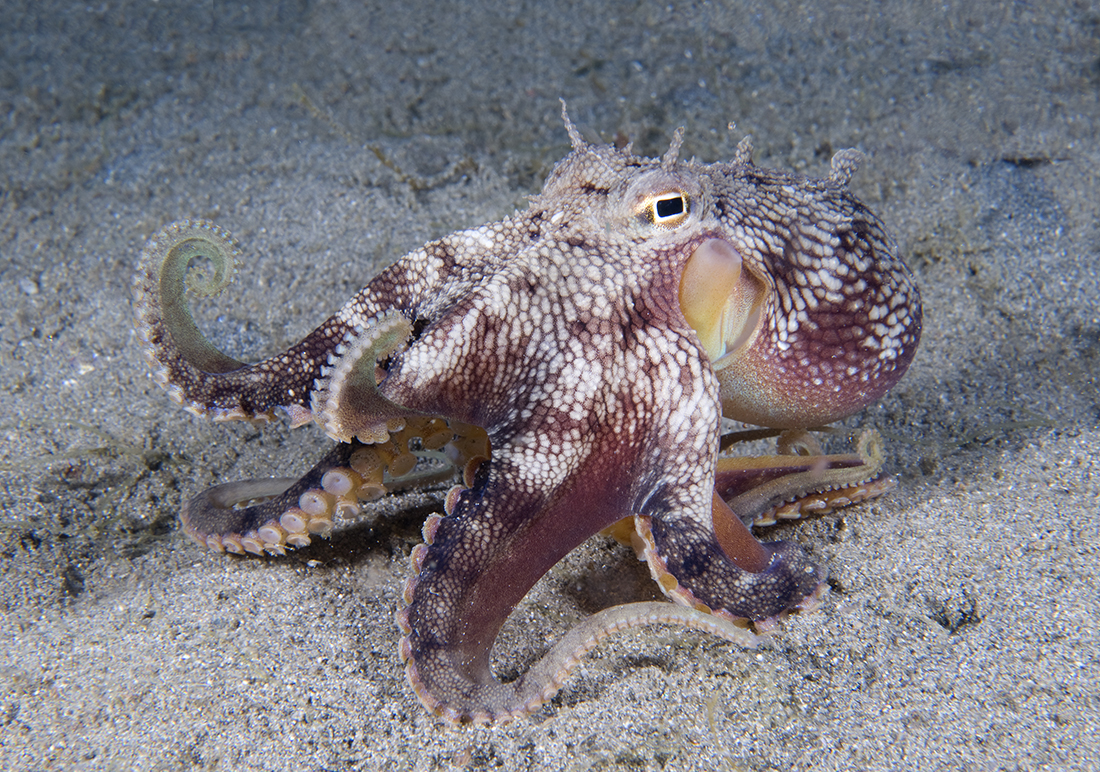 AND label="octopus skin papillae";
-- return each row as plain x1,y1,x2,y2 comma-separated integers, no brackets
133,108,921,725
